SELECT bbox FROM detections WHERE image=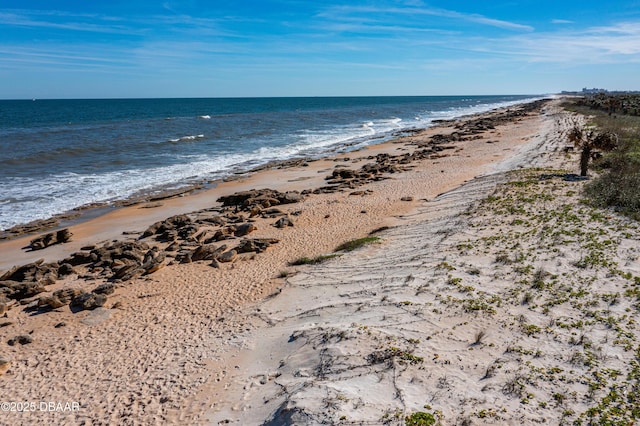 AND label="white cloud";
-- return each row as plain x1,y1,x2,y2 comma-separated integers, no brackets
477,21,640,64
0,10,136,34
319,5,534,32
